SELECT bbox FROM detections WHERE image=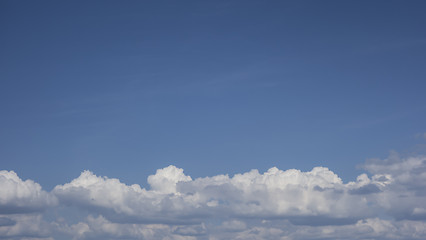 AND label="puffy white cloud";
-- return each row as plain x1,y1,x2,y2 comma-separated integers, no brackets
177,166,375,222
148,165,192,194
52,168,203,224
2,153,426,239
362,153,426,220
51,158,426,225
0,171,57,214
0,171,56,239
53,166,375,225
